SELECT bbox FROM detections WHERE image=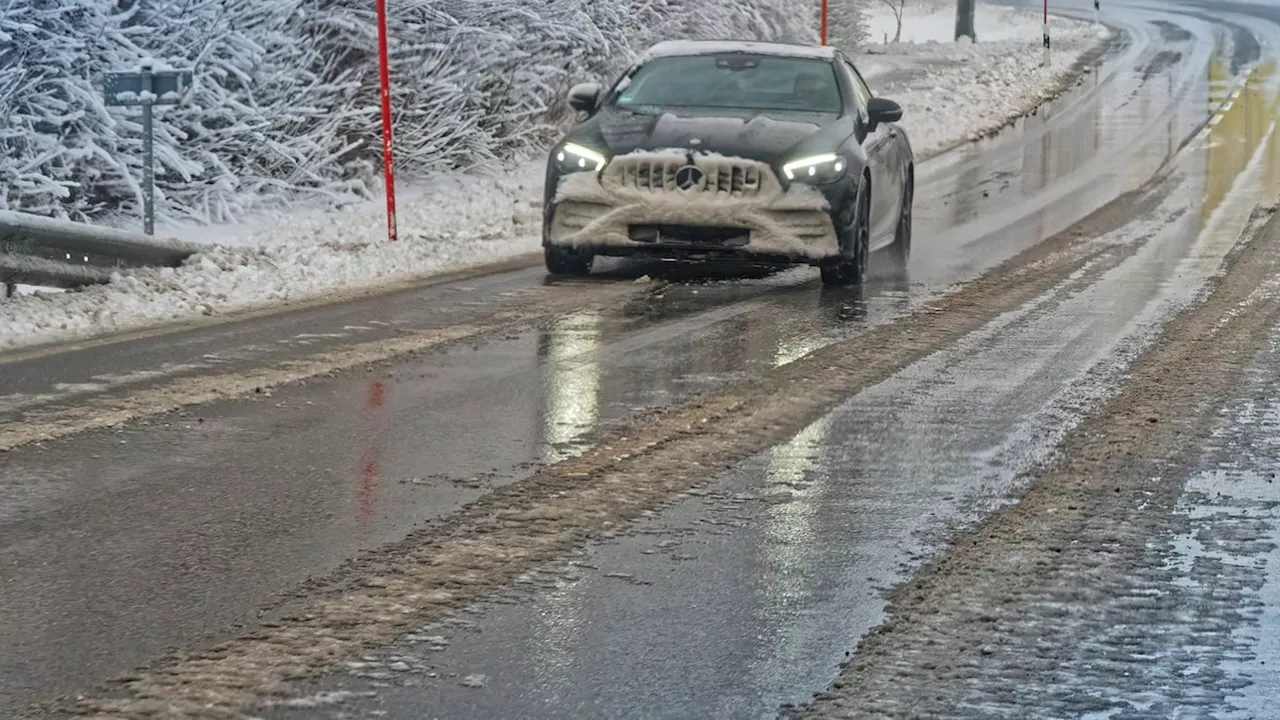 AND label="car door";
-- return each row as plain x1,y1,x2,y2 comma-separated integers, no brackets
845,59,900,250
